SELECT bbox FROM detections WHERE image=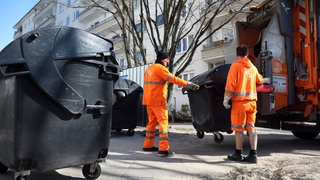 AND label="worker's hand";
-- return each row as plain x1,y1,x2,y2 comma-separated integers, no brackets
223,95,231,109
187,82,200,91
263,78,271,84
